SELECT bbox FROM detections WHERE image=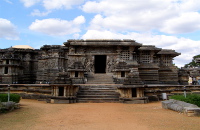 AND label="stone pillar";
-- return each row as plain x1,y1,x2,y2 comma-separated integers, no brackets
116,46,122,62
137,88,143,97
52,87,55,96
150,51,154,63
64,86,66,97
139,51,143,63
129,46,135,61
160,55,164,65
56,86,59,96
54,87,57,96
